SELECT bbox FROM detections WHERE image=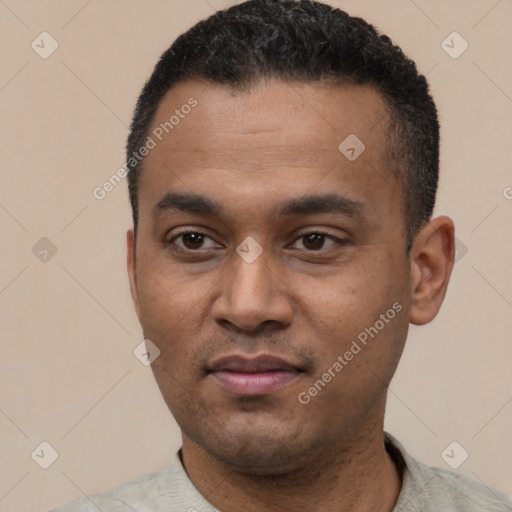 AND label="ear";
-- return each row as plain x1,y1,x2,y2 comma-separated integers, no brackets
127,228,142,321
409,216,455,325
